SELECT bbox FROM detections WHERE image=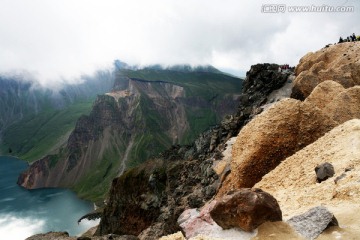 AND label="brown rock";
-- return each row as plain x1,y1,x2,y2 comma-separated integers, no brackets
255,119,360,217
292,42,360,100
210,188,282,232
218,80,360,196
